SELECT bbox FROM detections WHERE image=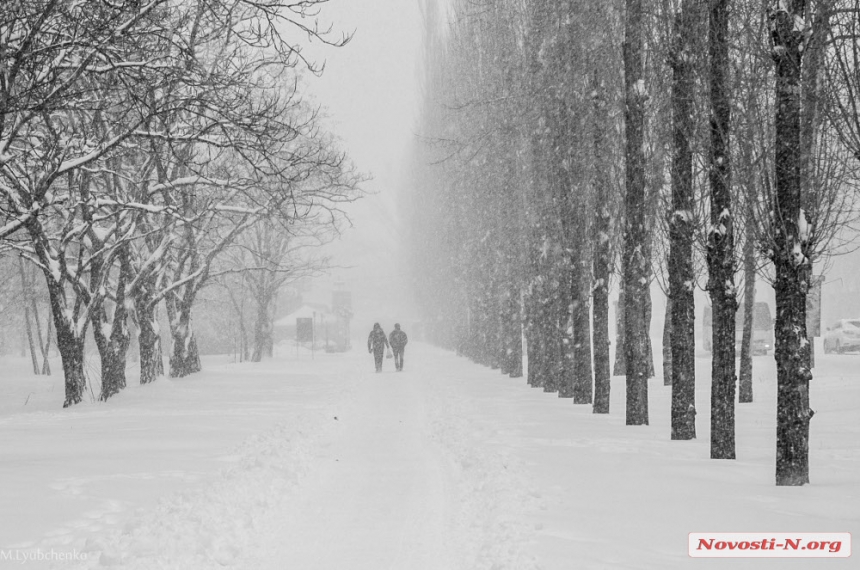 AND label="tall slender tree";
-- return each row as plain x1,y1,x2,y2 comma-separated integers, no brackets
769,0,813,486
591,69,615,414
668,0,699,440
623,0,650,425
707,0,737,460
